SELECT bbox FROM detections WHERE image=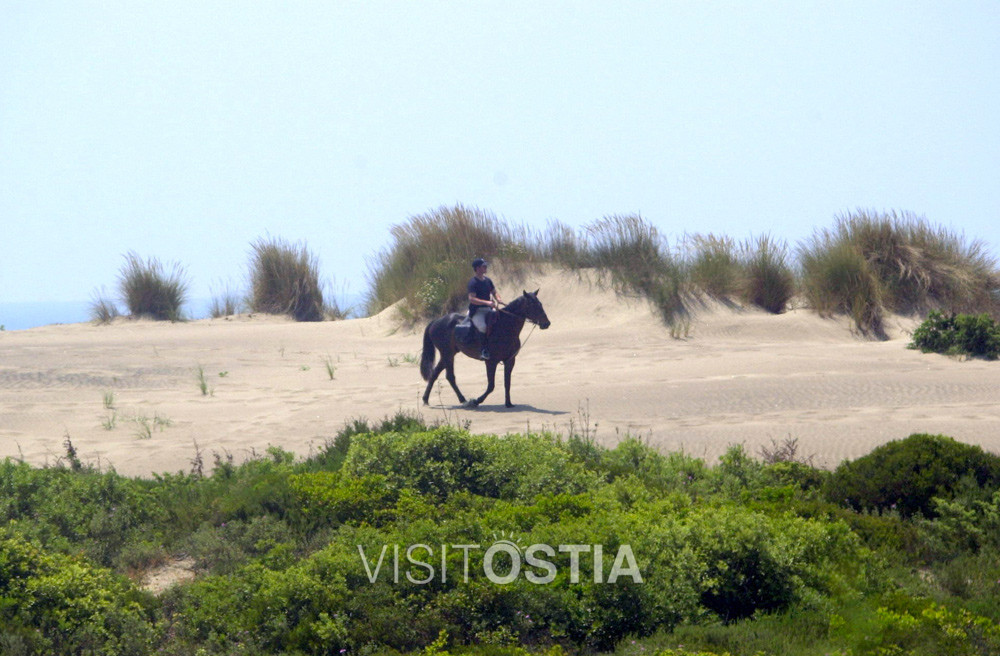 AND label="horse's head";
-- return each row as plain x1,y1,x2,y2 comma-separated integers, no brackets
521,289,551,329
